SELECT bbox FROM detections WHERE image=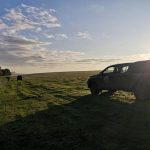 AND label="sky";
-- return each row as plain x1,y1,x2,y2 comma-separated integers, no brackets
1,0,150,73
